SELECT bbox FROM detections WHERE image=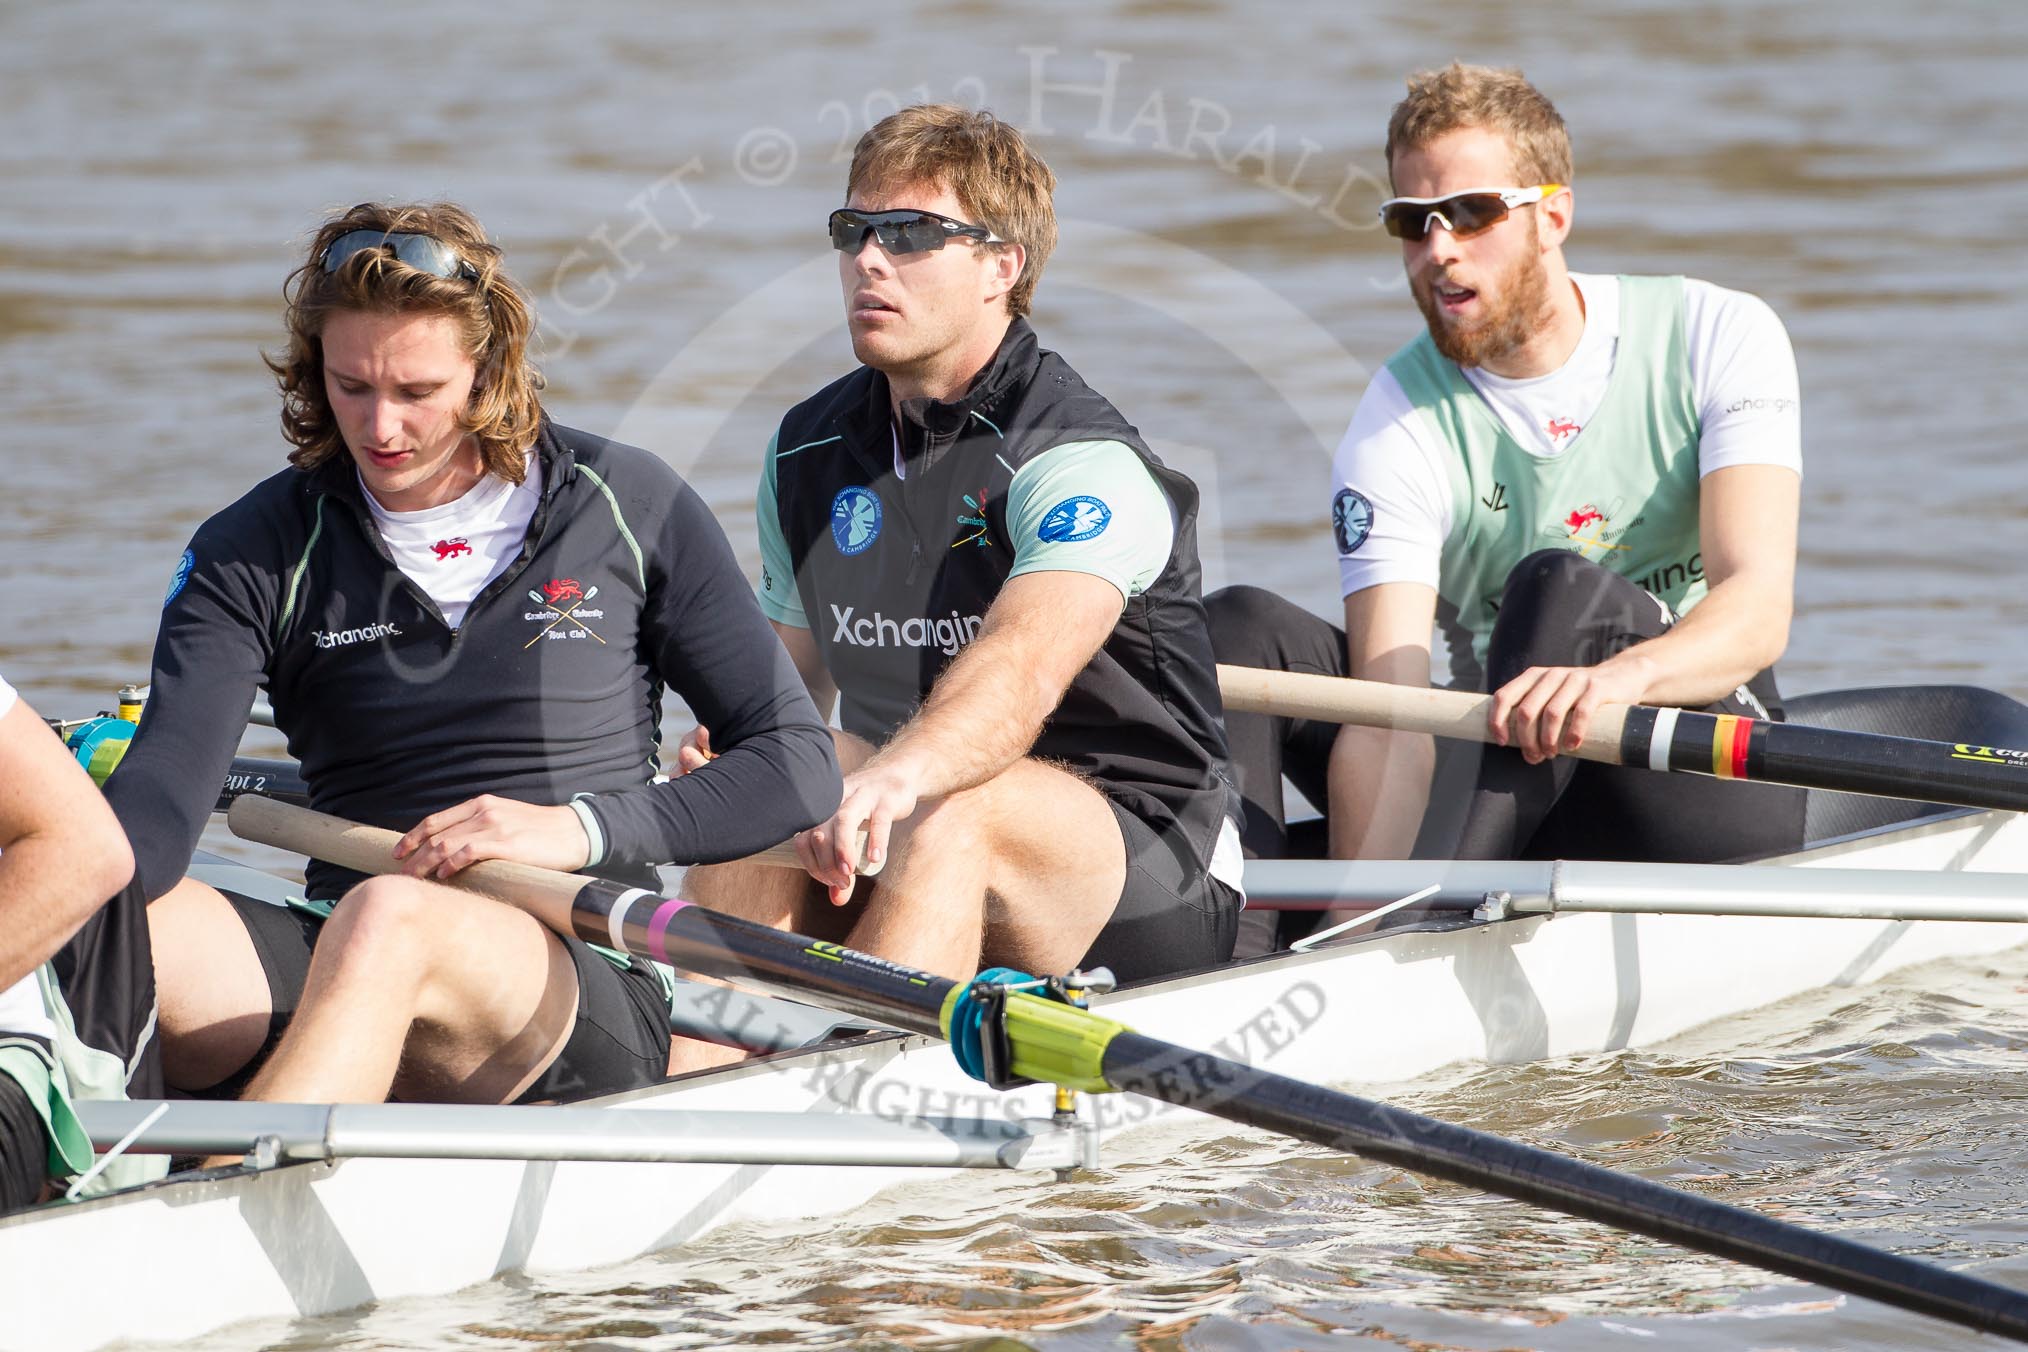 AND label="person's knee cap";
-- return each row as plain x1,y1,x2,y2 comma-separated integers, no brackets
1502,549,1595,602
906,791,986,859
1204,584,1287,656
327,876,431,945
